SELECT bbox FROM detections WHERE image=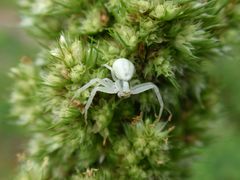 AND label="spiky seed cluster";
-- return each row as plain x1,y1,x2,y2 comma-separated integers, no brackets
11,0,240,179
